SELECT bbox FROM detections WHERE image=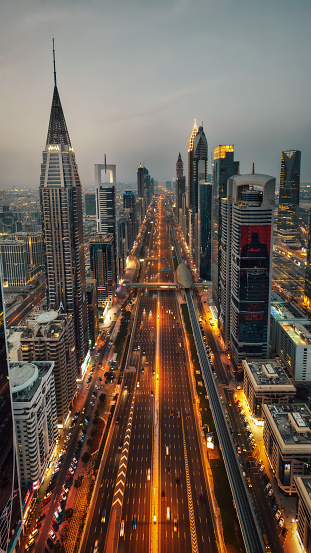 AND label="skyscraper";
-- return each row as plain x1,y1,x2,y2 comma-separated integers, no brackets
90,234,116,306
199,182,212,280
176,153,186,228
188,124,208,271
220,174,275,371
39,46,89,375
212,145,239,319
95,163,118,279
277,150,301,241
137,164,153,211
304,206,311,307
0,262,22,552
